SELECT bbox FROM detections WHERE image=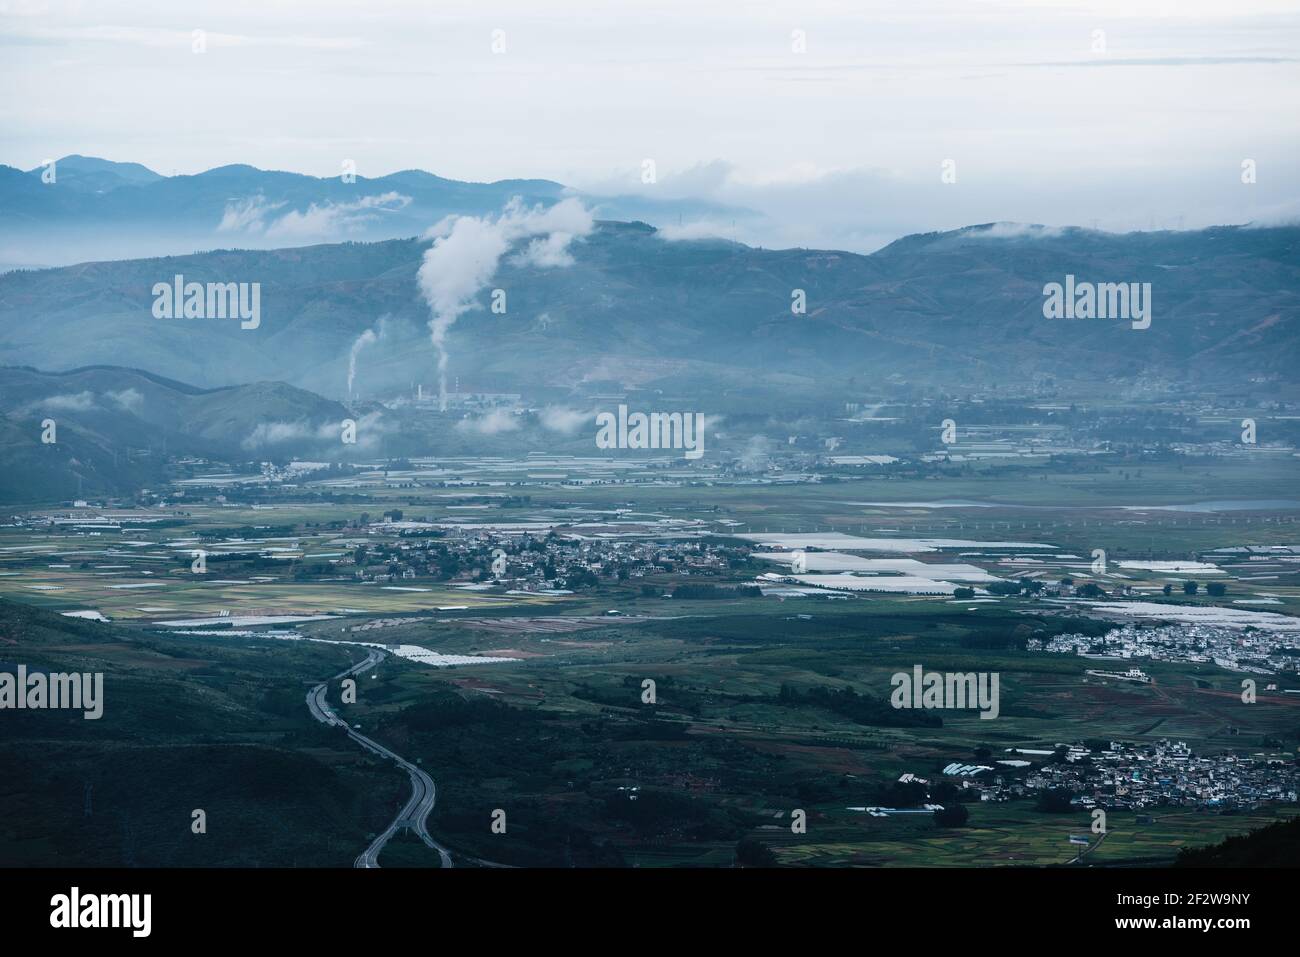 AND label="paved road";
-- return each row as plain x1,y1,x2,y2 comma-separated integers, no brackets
306,650,454,869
